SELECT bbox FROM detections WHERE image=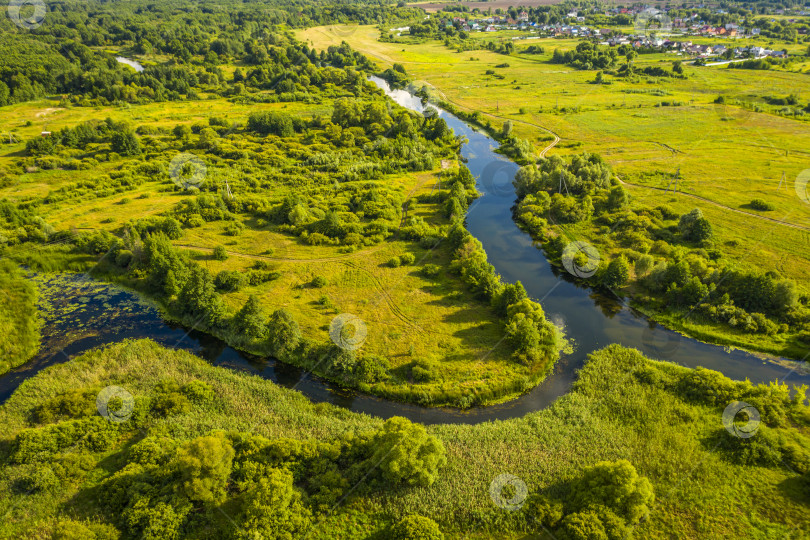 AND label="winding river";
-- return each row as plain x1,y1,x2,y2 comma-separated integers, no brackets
1,77,808,425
